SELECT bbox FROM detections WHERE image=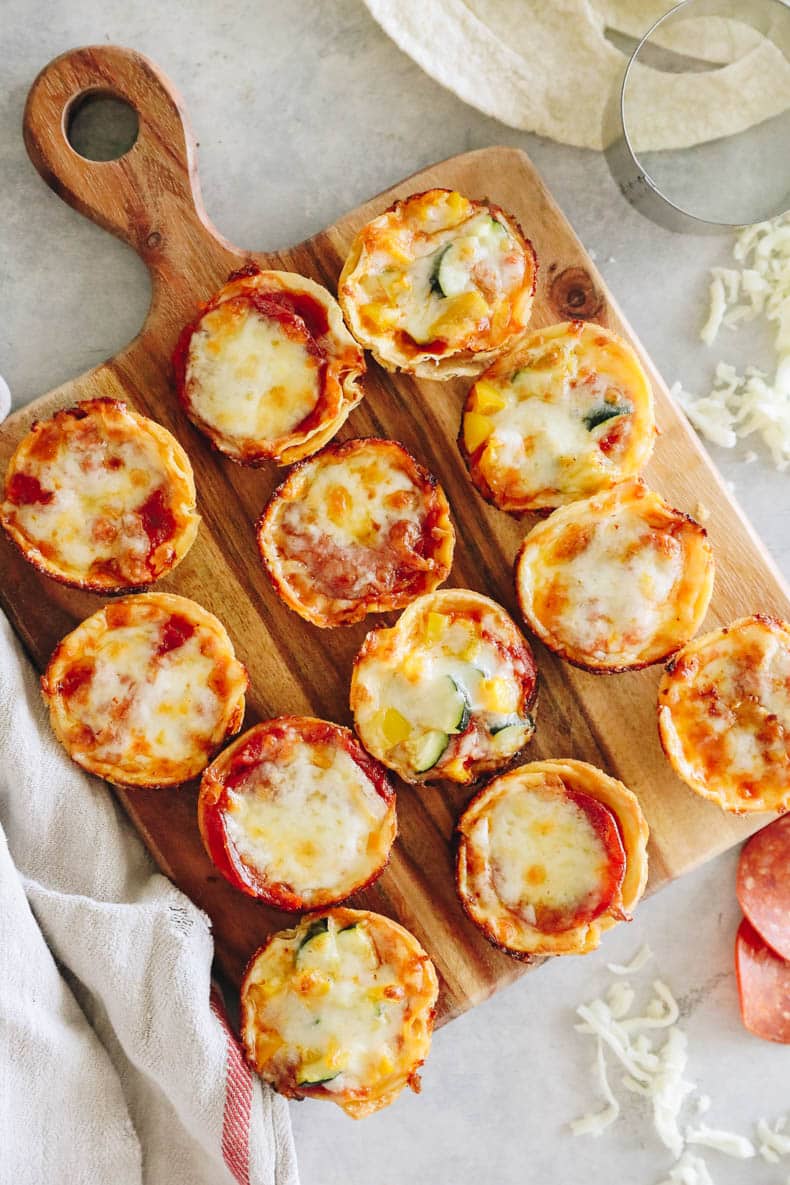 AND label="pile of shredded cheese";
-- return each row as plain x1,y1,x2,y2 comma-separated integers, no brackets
670,213,790,471
570,944,790,1184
